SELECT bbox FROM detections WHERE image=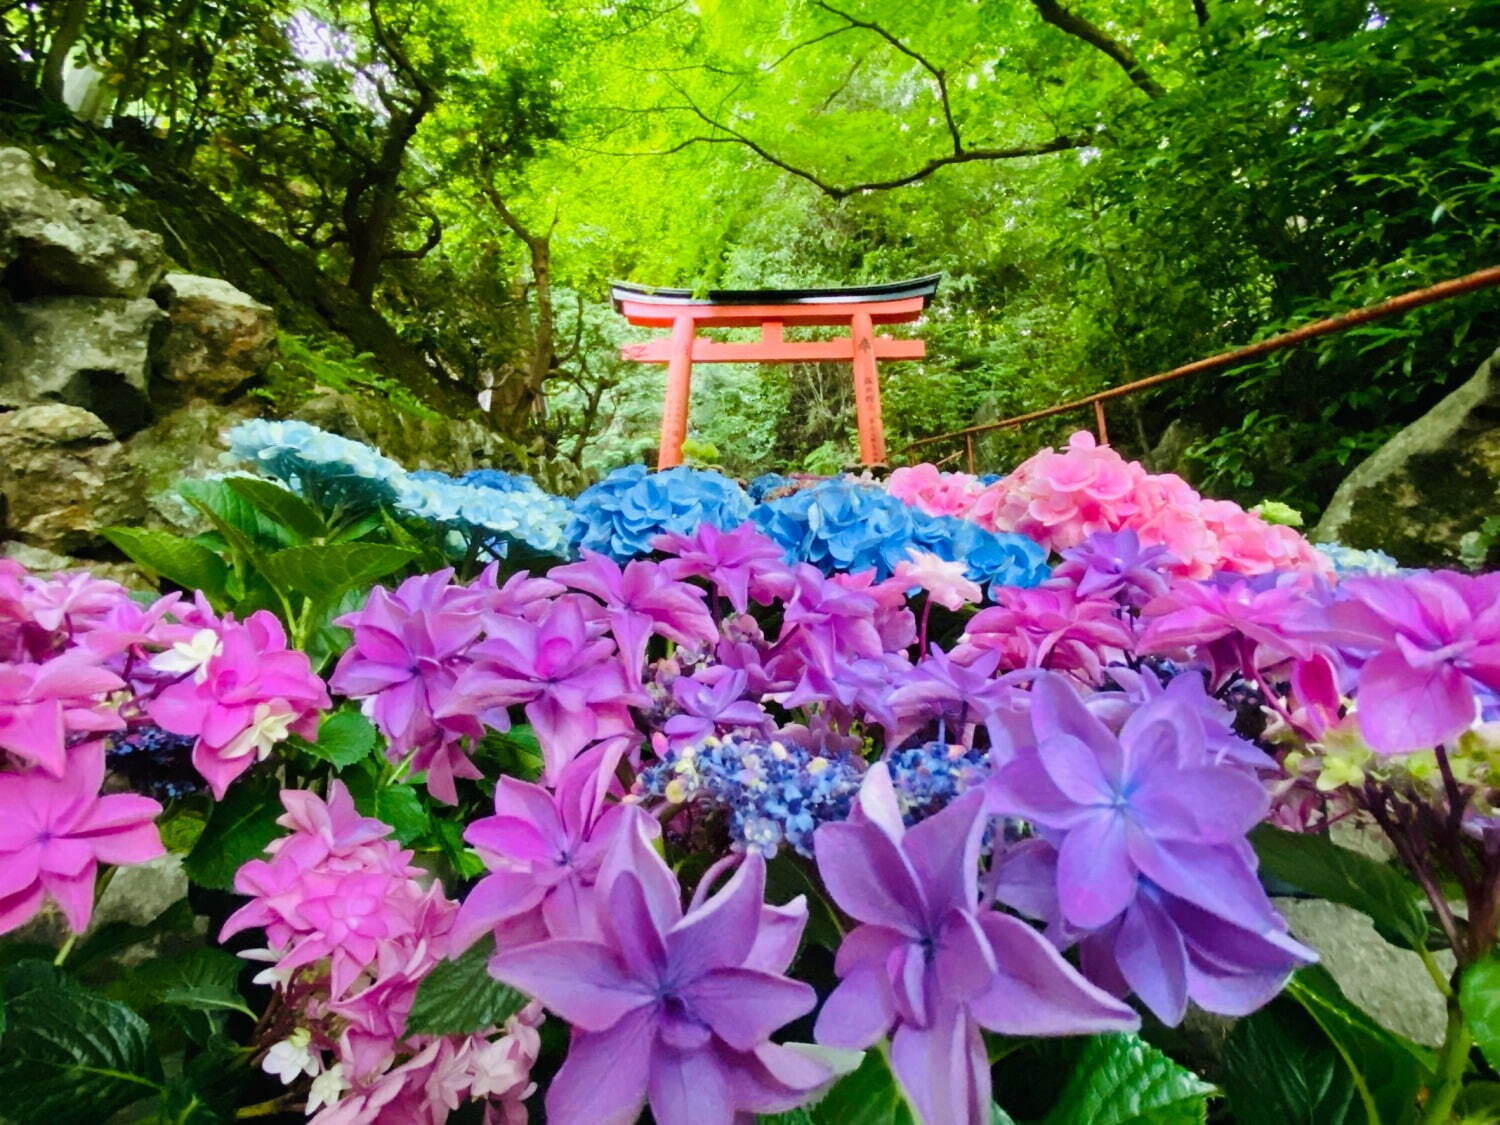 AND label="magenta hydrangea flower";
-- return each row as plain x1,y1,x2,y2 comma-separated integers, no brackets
147,609,329,799
655,521,796,614
551,551,717,681
814,765,1137,1125
663,666,772,748
330,570,488,803
489,809,831,1125
1309,571,1500,753
453,743,638,950
0,651,125,775
956,586,1132,685
0,740,163,933
442,596,645,782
